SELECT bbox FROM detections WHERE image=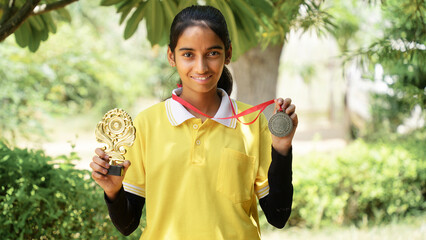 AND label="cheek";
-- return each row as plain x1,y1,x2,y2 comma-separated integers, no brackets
175,61,191,74
209,58,226,71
